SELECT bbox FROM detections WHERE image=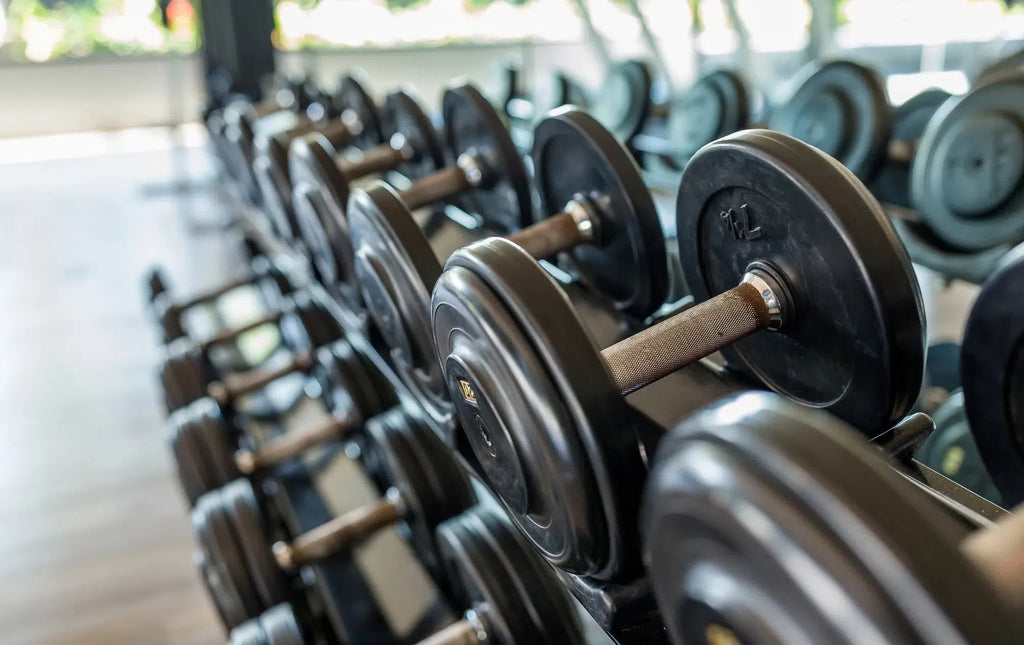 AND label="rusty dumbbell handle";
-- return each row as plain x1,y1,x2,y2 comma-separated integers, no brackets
399,165,473,211
962,505,1024,611
273,489,405,568
506,208,593,260
235,410,356,474
601,280,771,394
208,350,314,405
